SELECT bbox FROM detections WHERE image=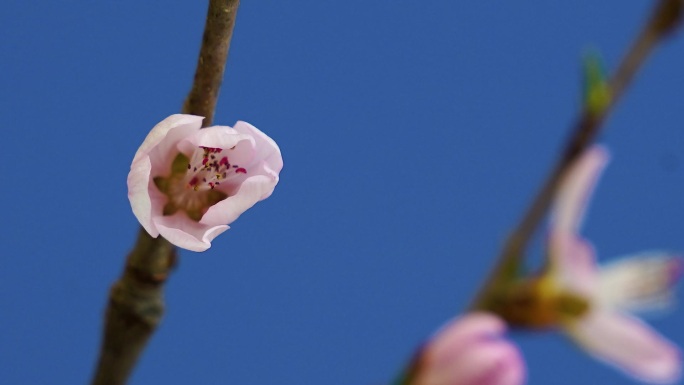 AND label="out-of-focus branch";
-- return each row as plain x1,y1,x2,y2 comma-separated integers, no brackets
471,0,683,311
90,1,240,384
